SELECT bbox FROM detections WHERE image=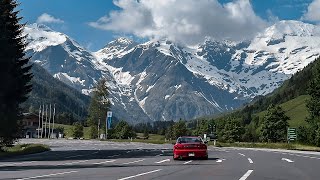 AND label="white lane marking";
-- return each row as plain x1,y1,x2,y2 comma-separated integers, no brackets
0,161,35,167
282,158,294,163
59,160,89,165
16,170,78,180
238,153,246,157
239,170,253,180
122,159,145,165
248,158,253,164
109,154,120,157
216,159,222,163
155,159,170,164
183,160,193,164
93,160,116,165
117,169,162,180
